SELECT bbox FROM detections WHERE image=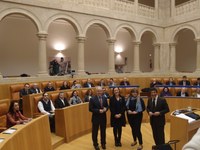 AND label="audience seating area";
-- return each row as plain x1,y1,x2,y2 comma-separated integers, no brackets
0,76,200,129
8,77,200,101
